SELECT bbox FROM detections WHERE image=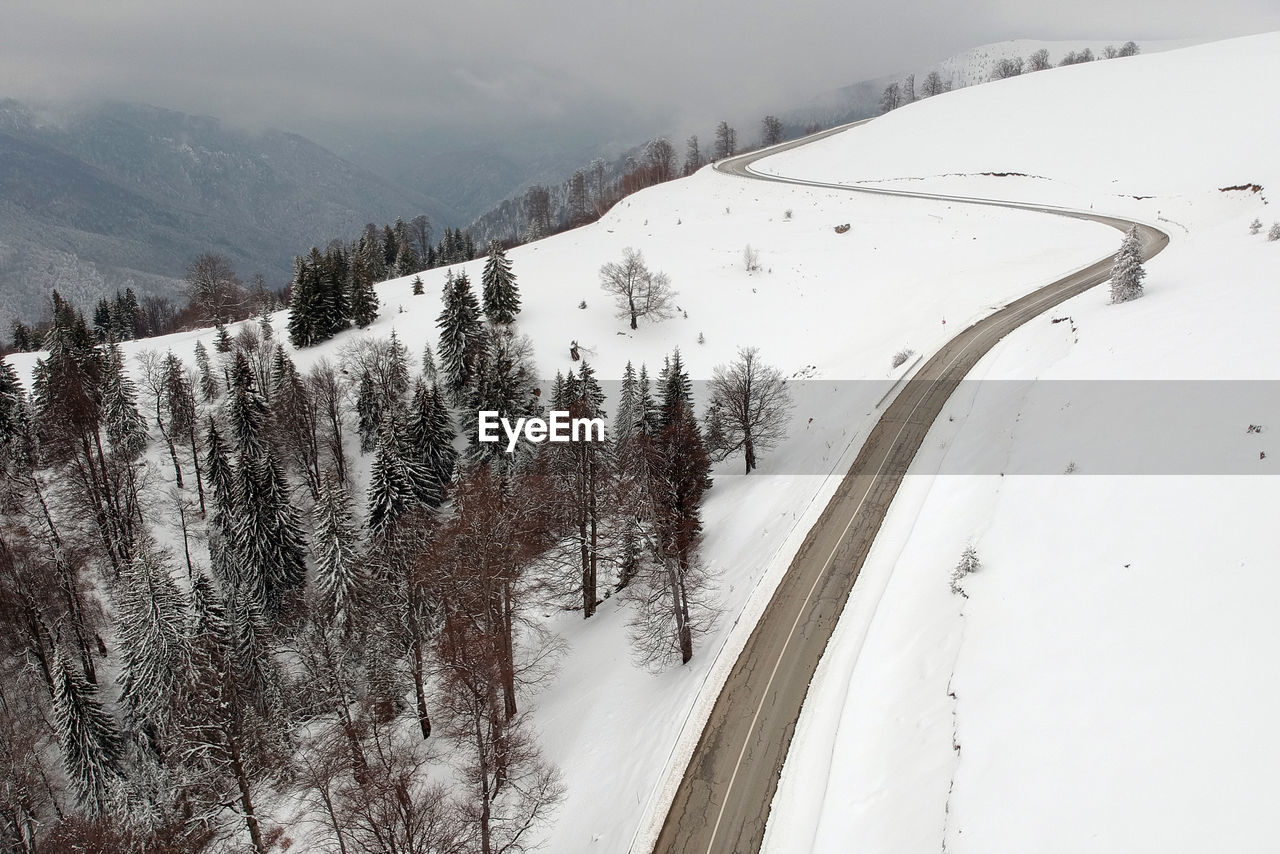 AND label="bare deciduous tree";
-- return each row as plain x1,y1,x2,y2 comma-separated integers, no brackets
522,186,551,240
683,135,702,176
308,359,349,484
410,215,433,263
879,82,901,113
703,347,792,474
761,115,784,147
599,248,677,330
436,614,562,854
713,121,737,159
624,532,715,671
185,253,246,325
136,350,187,489
646,138,677,183
334,720,465,854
